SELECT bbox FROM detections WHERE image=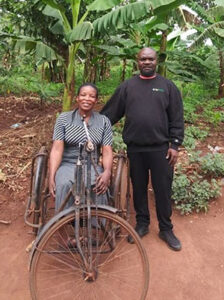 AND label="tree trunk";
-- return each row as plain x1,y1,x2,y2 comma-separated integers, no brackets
132,61,138,75
83,46,91,82
62,45,75,111
158,30,168,77
83,46,97,83
41,63,45,80
218,50,224,98
49,62,53,82
99,56,108,81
